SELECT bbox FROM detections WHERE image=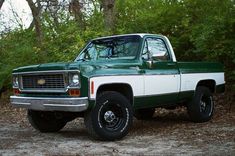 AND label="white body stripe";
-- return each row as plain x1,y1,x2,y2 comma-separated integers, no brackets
144,75,180,95
180,72,225,91
90,75,144,99
89,72,225,99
